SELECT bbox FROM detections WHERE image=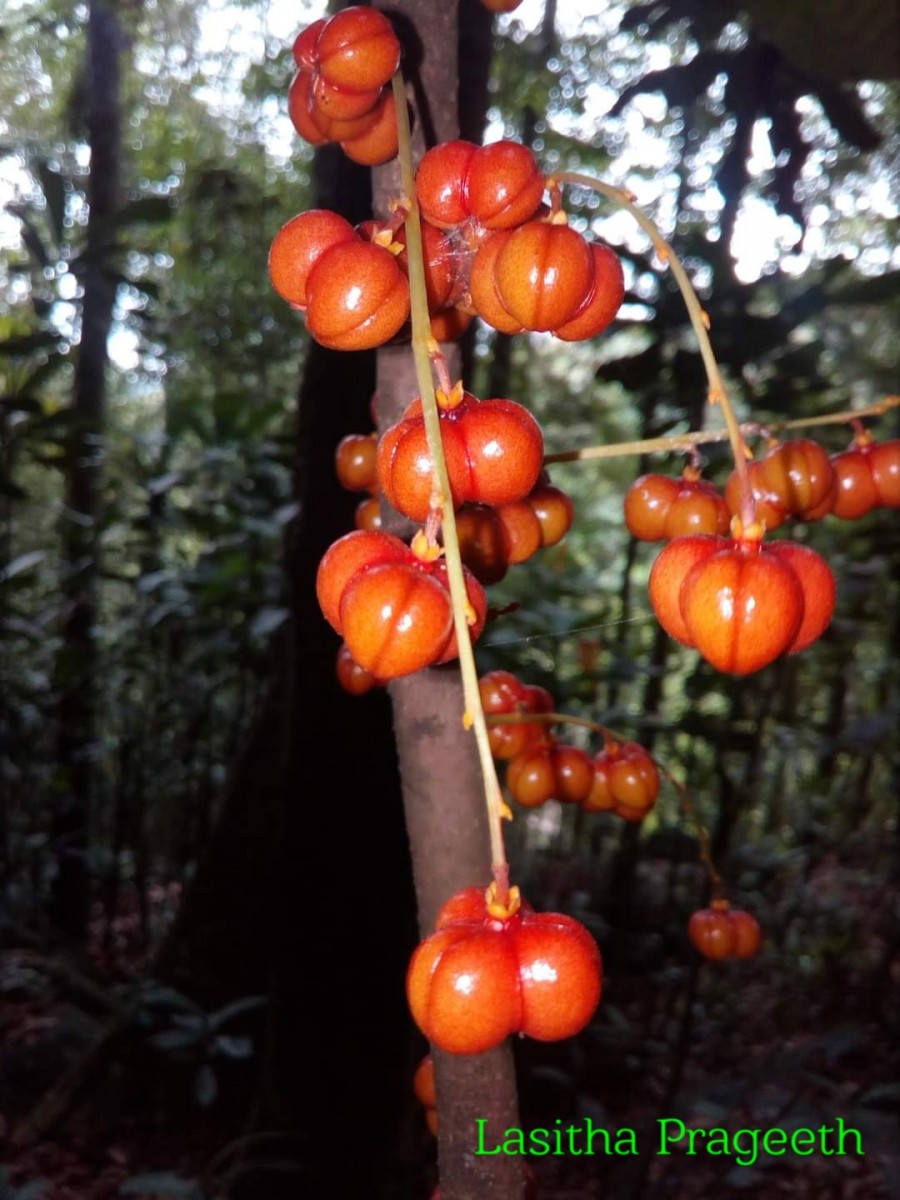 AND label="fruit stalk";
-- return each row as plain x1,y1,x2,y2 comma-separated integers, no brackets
660,764,723,895
555,172,756,526
392,72,510,899
544,395,900,465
